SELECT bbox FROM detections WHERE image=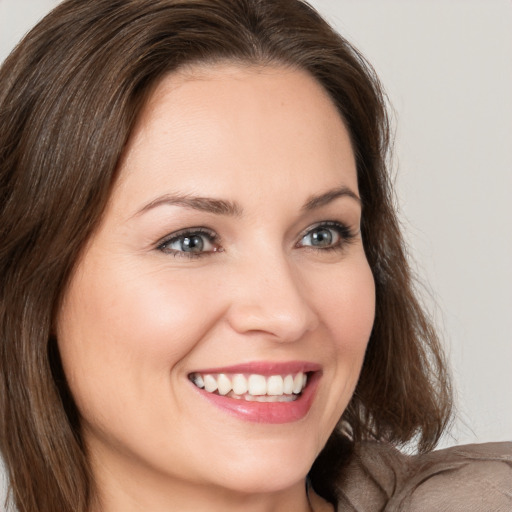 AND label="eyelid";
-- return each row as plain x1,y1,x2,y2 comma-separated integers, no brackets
156,225,216,241
296,220,357,249
297,220,353,239
156,227,220,256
